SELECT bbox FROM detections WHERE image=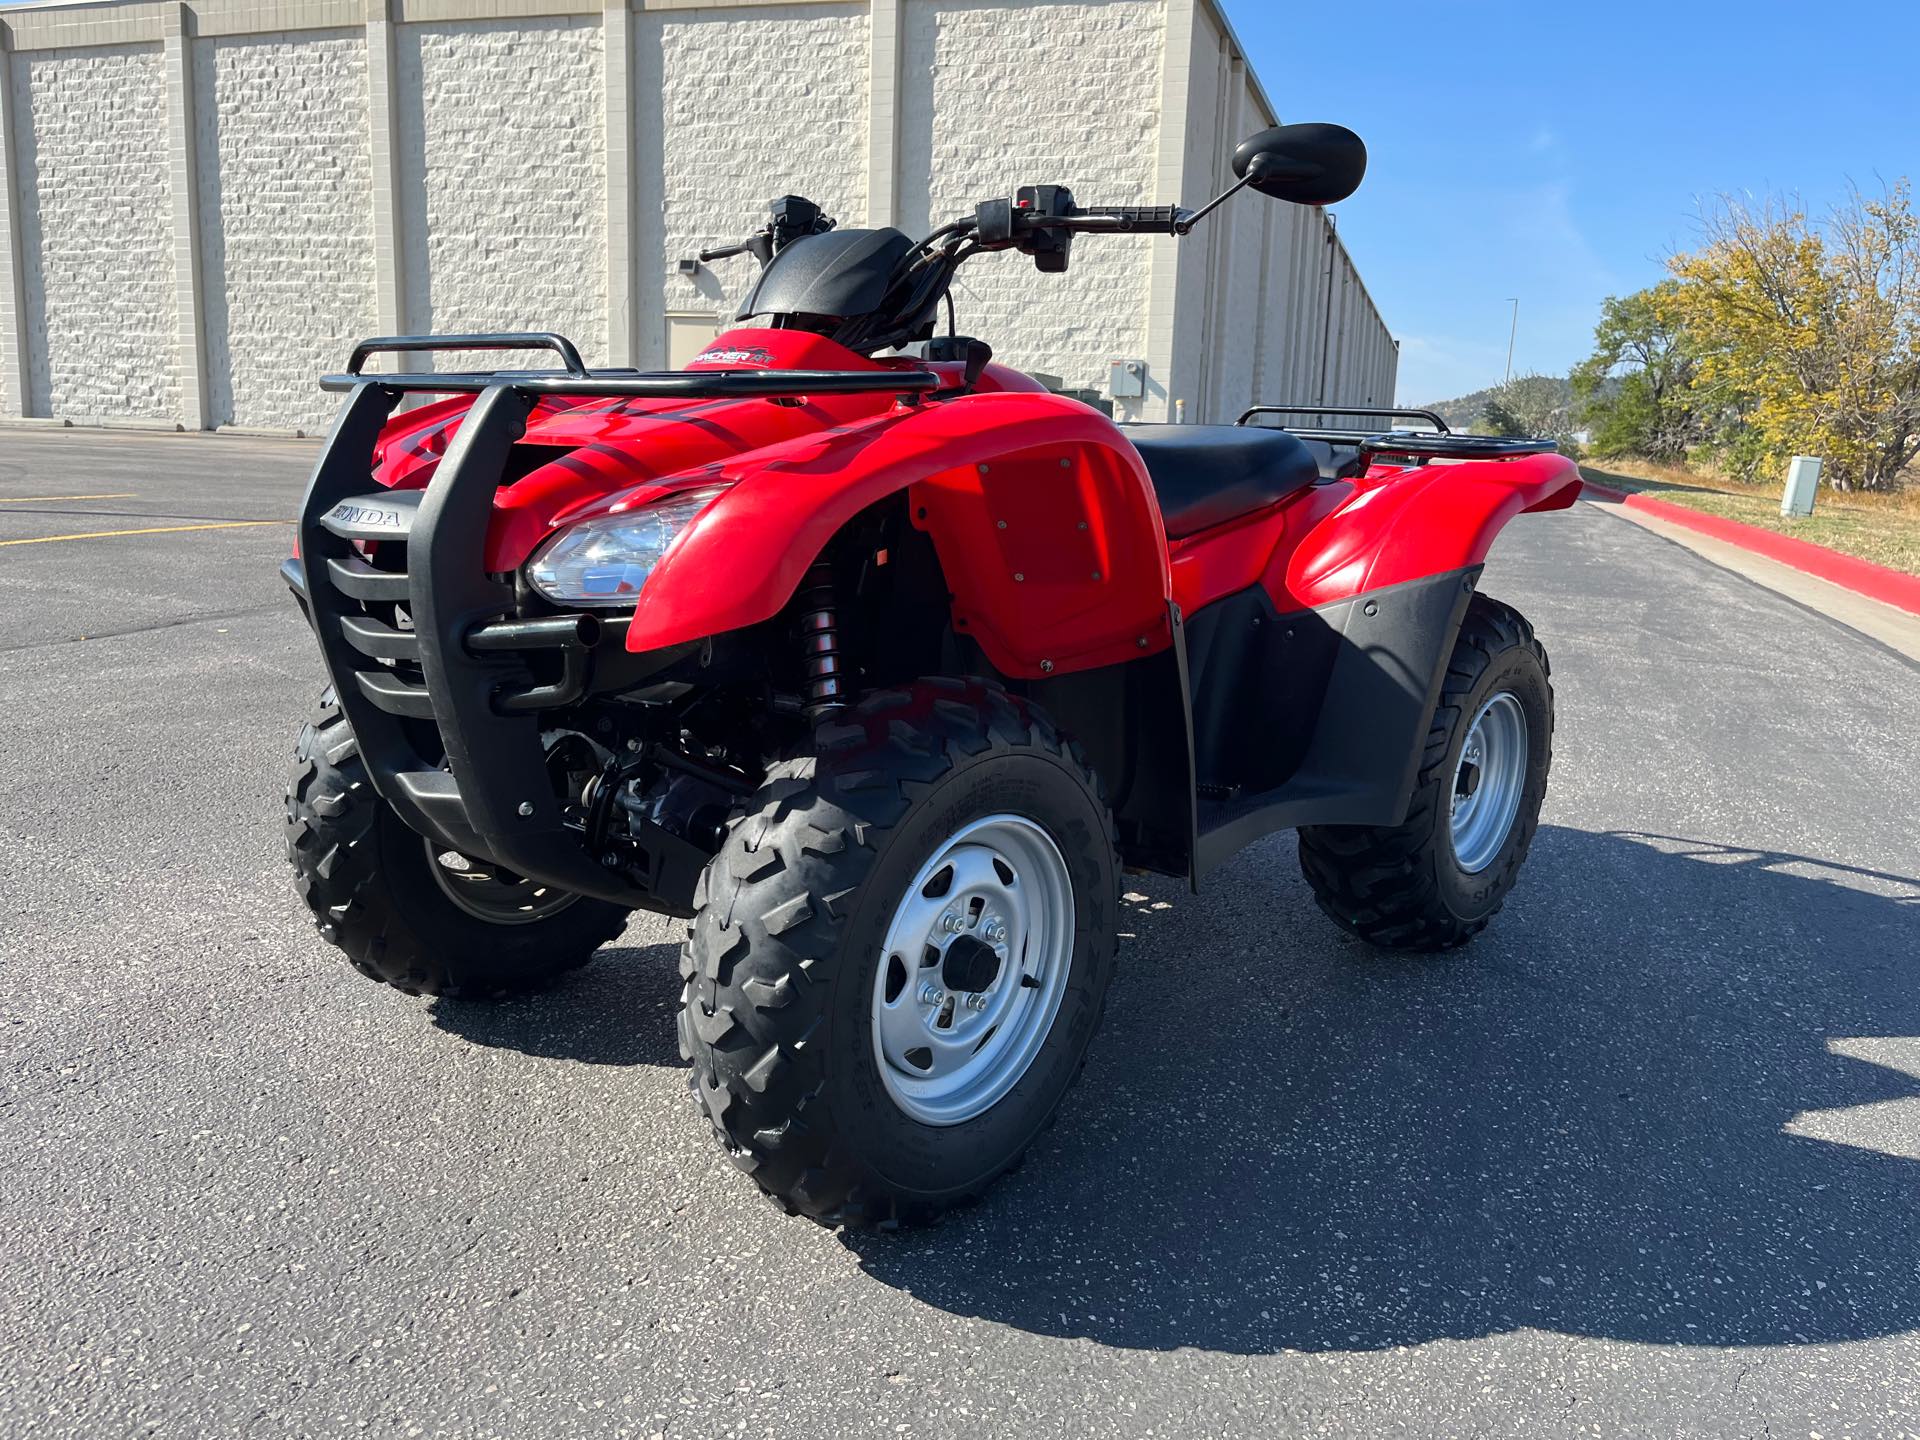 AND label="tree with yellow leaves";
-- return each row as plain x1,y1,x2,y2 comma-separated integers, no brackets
1666,183,1919,490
